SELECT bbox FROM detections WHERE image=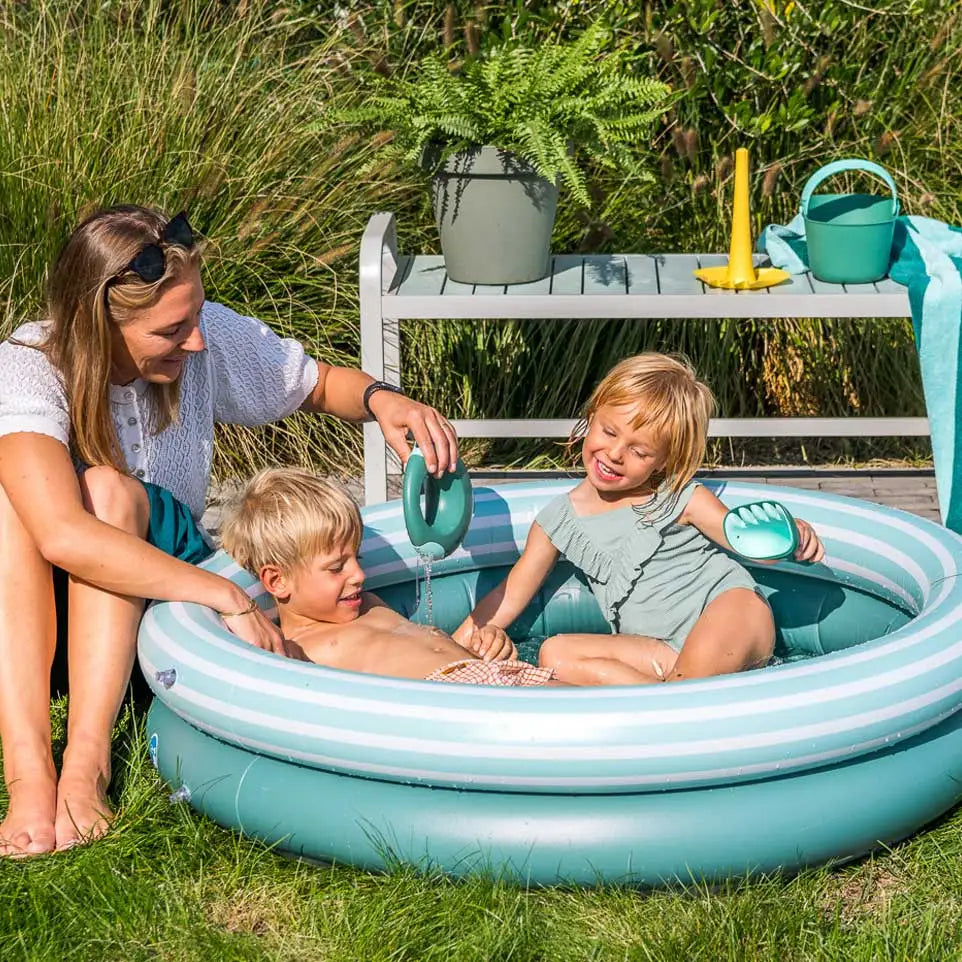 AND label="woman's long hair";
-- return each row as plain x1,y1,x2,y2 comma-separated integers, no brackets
42,205,203,471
